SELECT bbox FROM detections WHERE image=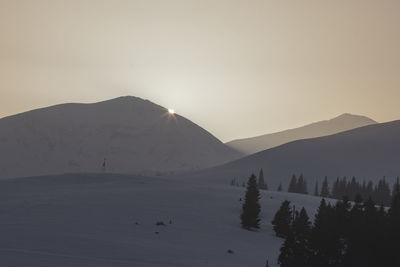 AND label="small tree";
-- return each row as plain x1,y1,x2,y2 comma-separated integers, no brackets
288,175,297,193
272,200,292,238
278,183,283,192
320,176,330,197
258,168,268,190
298,174,308,194
241,174,261,229
314,182,319,196
392,176,400,198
